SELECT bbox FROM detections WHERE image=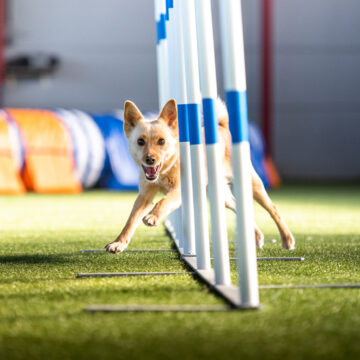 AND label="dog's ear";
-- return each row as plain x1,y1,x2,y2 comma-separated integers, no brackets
159,99,178,131
123,101,144,137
